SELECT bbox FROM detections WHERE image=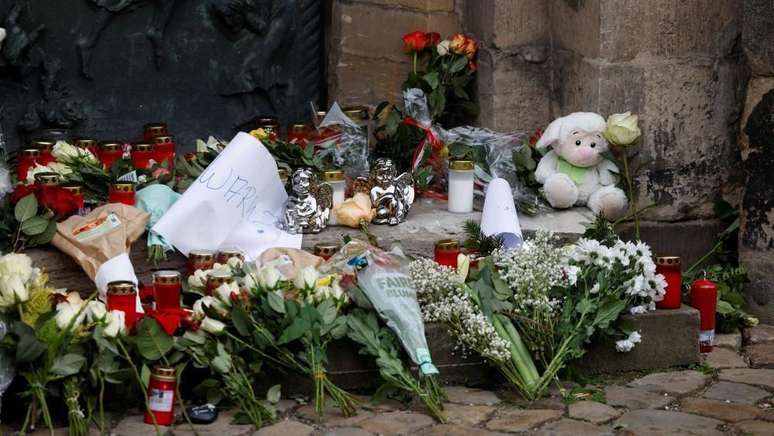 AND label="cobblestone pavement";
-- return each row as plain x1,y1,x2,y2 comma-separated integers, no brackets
24,326,774,435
